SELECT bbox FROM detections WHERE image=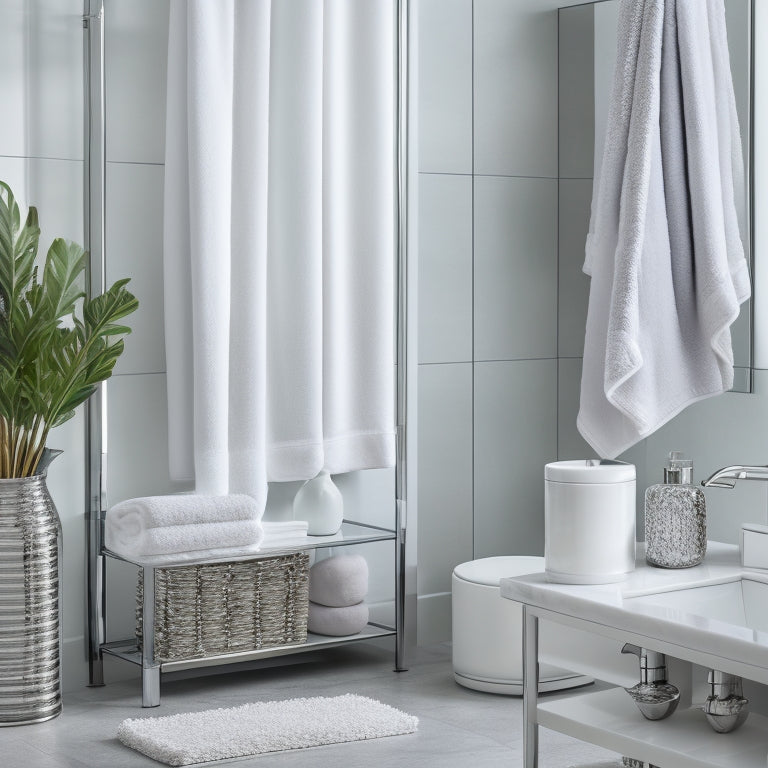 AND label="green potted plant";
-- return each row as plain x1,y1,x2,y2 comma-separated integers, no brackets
0,181,138,724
